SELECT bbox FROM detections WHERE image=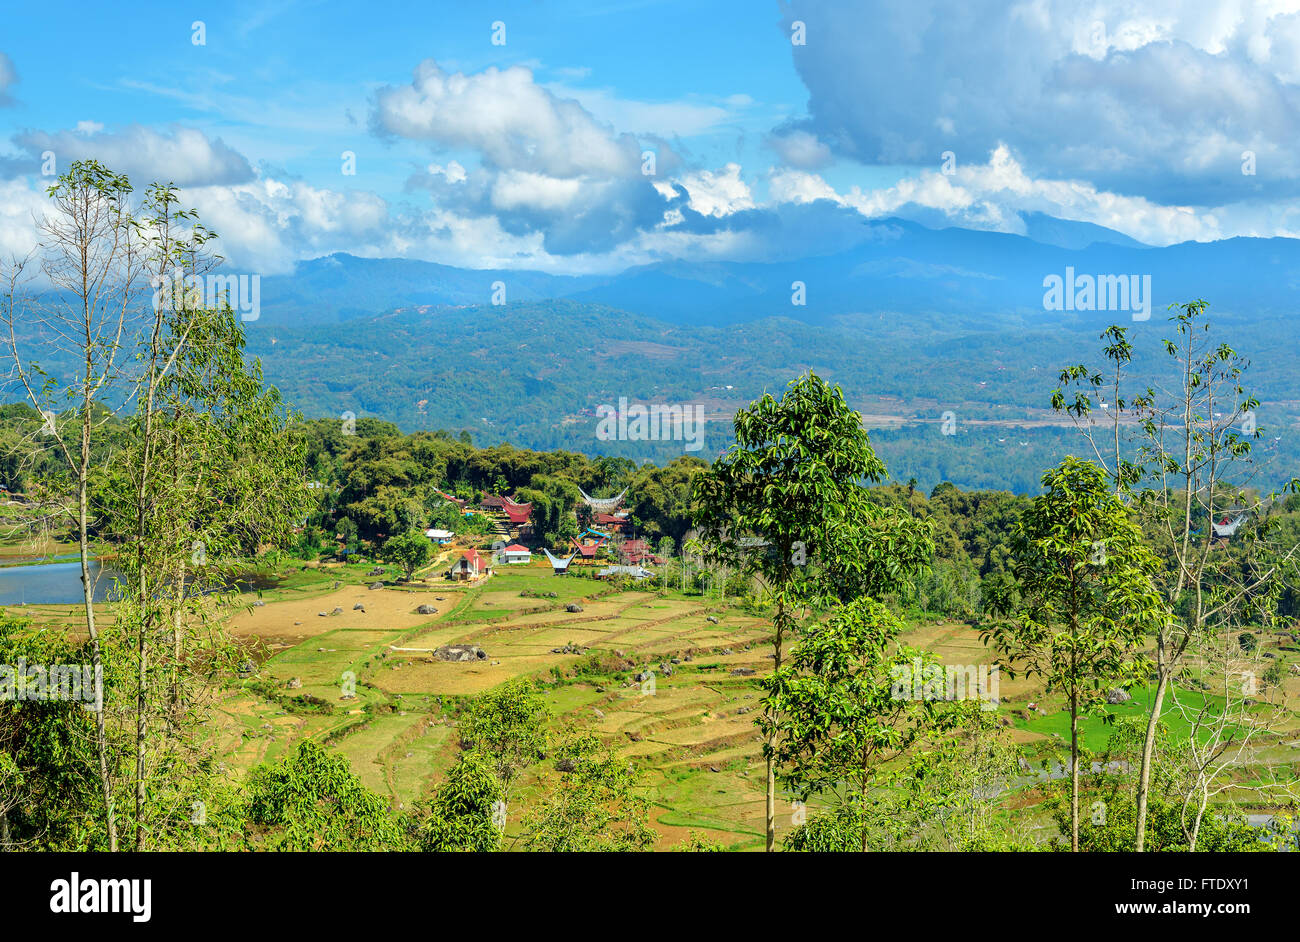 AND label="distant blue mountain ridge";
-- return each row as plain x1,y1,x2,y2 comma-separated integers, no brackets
253,213,1299,328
